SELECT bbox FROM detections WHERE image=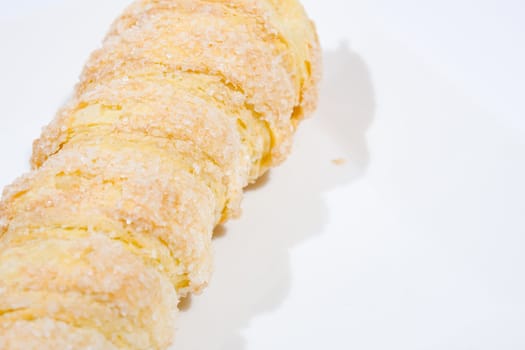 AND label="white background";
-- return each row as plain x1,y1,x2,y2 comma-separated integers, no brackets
0,1,524,349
